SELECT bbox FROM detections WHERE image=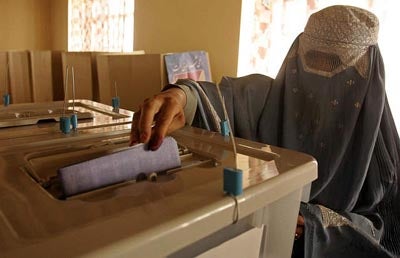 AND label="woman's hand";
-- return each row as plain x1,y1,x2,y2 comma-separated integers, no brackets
295,215,304,240
130,87,187,150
